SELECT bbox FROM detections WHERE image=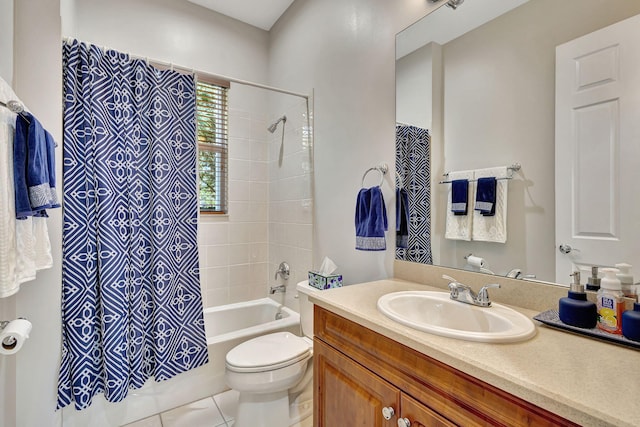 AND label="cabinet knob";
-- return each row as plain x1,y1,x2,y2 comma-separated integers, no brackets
397,418,411,427
382,406,395,420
